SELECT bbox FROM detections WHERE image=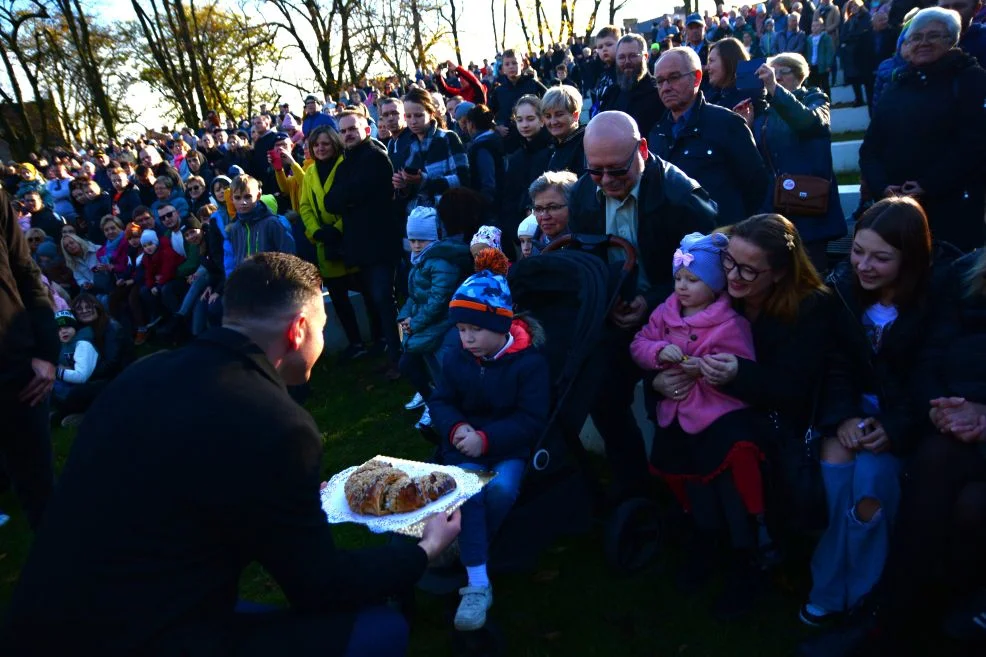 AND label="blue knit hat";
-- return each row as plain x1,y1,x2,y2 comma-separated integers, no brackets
448,270,513,334
673,232,729,293
406,206,439,241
